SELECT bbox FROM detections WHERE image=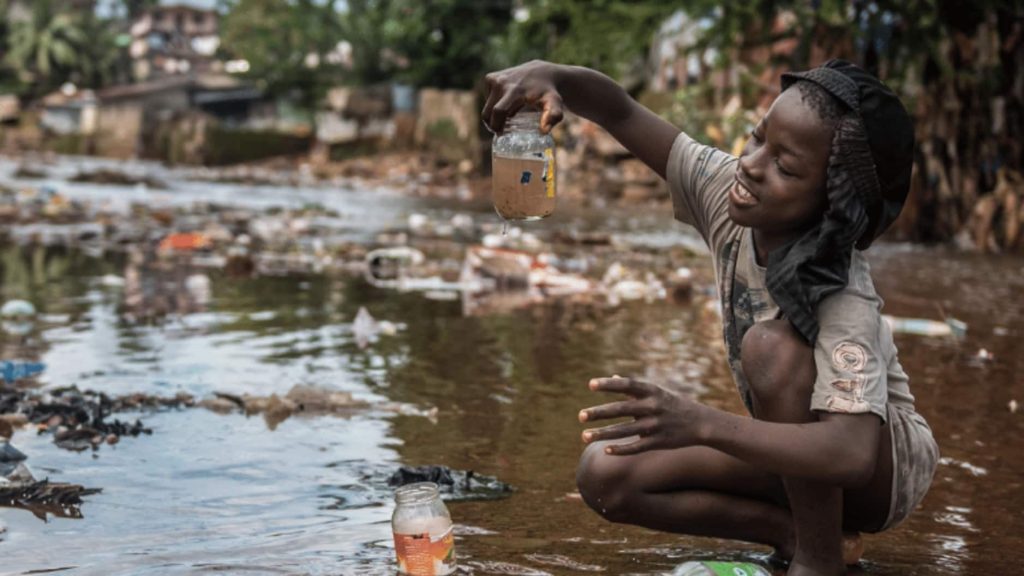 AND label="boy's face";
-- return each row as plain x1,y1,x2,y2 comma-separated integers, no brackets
729,88,833,237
